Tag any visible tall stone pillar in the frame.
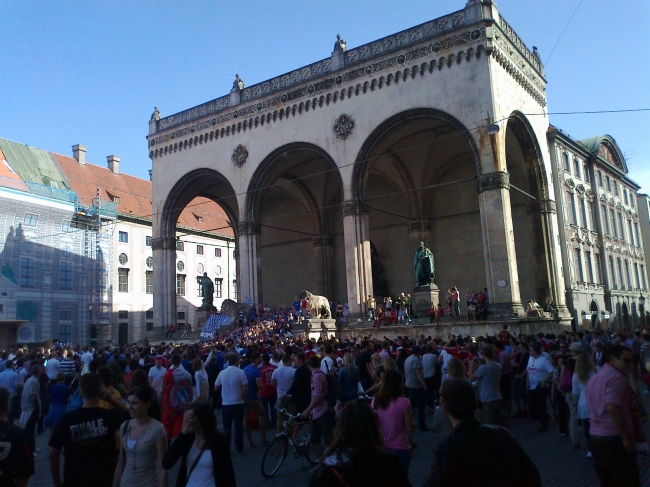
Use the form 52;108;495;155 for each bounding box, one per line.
237;221;262;305
342;200;373;318
529;199;570;315
152;237;177;330
408;220;433;249
313;236;334;299
478;172;525;317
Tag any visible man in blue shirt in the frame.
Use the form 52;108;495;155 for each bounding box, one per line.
293;298;300;317
243;352;267;447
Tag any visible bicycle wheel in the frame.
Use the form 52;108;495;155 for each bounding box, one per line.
261;435;289;478
303;438;319;465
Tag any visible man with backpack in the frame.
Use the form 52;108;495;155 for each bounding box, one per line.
300;355;335;461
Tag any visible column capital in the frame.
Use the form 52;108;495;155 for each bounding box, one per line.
151;237;177;251
237;221;261;235
477;171;510;193
342;199;368;217
313;236;334;247
529;199;557;214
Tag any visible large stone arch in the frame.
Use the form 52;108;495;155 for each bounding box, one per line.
352;107;482;202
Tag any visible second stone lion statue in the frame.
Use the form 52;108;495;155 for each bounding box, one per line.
221;299;252;318
298;290;332;319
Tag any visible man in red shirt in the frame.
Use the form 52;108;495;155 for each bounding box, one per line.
259;354;277;430
498;324;512;344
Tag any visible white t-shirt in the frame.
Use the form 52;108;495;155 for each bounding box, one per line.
421;353;437;379
185;442;214;487
148;366;168;393
526;355;554;390
215;365;247;405
440;350;454;370
46;358;60;379
271;365;295;397
320;356;336;374
81;351;93;365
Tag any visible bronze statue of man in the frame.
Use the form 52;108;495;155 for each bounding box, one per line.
196;272;214;309
413;242;435;287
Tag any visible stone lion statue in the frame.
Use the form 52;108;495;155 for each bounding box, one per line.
221;299;251;318
298;290;332;319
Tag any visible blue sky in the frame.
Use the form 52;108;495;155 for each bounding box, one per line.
1;0;648;188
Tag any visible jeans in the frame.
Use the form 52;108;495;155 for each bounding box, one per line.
387;448;411;473
424;377;436;409
8;395;20;423
566;393;580;446
222;403;245;453
590;436;639;487
406;386;427;429
23;410;38;454
38;395;50;434
453;301;460;316
528;386;549;427
260;396;277;428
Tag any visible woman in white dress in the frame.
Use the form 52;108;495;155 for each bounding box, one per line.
572;352;596;457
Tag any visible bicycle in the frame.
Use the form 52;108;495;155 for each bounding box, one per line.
261;407;318;478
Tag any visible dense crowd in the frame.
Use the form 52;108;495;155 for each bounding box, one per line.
0;319;649;487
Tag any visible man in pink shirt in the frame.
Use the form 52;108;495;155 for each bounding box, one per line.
585;344;639;487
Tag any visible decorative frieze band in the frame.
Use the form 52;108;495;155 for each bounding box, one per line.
477;171;510;193
151;237;177;251
237;221;262;235
408;220;433;232
529;199;557;214
313;236;335;247
342;200;369;216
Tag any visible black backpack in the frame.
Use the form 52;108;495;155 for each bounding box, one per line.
323;359;340;405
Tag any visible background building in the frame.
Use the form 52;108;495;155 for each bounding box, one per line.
548;127;648;330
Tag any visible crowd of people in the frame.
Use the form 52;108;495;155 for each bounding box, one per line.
0;318;649;486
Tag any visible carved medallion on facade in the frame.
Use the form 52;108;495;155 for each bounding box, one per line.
564;178;575;191
232;144;249;168
576;184;585;195
237;221;261;235
477;171;510;193
342;199;368;216
333;114;355;140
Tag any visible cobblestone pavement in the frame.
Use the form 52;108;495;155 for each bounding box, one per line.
29;390;650;487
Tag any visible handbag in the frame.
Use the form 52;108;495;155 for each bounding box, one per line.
558;369;572;393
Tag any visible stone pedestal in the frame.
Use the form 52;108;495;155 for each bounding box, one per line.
304;318;338;340
195;308;216;330
412;285;439;316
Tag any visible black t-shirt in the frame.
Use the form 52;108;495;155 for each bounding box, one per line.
356;352;372;382
49;407;130;487
0;420;34;486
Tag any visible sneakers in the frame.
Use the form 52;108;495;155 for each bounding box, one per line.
586;451;592;458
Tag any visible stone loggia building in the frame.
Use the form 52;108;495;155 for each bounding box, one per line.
149;0;645;331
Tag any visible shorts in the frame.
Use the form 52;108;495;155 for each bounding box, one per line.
276;396;296;430
310;410;335;446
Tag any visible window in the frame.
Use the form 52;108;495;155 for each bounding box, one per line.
567;193;577;225
631;195;635;208
606;176;611;192
178;312;186;320
573;160;581;179
625;260;632;289
118;310;129;319
215;265;222;276
578;197;587;228
563;153;571;172
146;236;152;246
585;252;594;283
59;325;71;343
196;245;204;255
59;310;72;320
215;248;222;258
196;263;204;274
176;241;184;251
635;223;641;247
617;258;624;288
177;261;184;272
119;253;128;265
617;213;625;241
587;201;595;230
635;263;641;289
601;205;610;234
624;189;629;206
62;220;73;233
146;322;154;331
20;258;34;287
61;245;72;258
22;241;34;253
100;305;110;320
60;262;72;289
23;213;38;226
594;253;603;284
119;231;128;243
118;268;129;292
112;196;120;204
176;274;186;296
233;280;237;300
609;256;616;286
215;278;223;298
574;249;583;282
146;271;153;294
146;256;153;268
146;310;154;319
597;170;603;187
610;209;617;238
628;220;635;246
614;182;619;196
642;265;648;289
583;165;590;184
